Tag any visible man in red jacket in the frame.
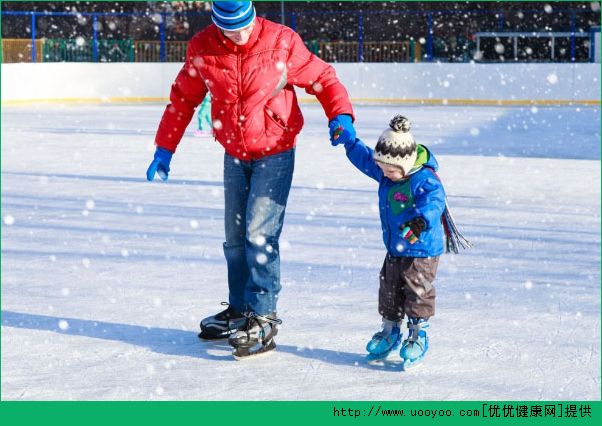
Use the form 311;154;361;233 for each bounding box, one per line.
147;1;355;359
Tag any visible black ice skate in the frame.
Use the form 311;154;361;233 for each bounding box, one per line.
228;312;281;360
199;302;246;340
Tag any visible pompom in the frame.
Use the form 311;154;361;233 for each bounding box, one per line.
389;115;411;133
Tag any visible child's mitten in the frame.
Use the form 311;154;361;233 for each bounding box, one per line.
328;114;356;146
400;217;426;244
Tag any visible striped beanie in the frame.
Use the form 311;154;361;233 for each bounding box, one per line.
373;115;417;176
212;1;256;31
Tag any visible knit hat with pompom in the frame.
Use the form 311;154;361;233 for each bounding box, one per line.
373;115;417;176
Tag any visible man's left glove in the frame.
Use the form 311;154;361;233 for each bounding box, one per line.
400;217;426;244
146;147;173;181
328;114;356;146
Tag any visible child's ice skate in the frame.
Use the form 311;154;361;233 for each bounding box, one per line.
399;317;429;370
365;318;402;363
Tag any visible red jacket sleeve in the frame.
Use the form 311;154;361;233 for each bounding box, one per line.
285;31;354;122
154;40;208;152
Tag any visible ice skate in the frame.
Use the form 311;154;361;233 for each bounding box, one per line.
366;319;402;363
229;312;281;360
399;317;429;370
199;302;246;340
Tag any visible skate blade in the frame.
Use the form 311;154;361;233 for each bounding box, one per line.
367;351;404;365
400;356;425;371
366;352;389;364
232;341;276;360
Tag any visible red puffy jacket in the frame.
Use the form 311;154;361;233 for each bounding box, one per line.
154;17;354;160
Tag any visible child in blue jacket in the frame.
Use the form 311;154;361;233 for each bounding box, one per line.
194;93;212;137
332;115;468;368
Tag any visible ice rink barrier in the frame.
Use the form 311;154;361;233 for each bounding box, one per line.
2;62;600;106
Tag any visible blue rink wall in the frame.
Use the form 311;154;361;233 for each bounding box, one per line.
1;62;600;106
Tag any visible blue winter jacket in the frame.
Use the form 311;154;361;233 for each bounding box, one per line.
345;138;446;257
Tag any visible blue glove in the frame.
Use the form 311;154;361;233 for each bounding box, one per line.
328;114;356;147
146;147;173;181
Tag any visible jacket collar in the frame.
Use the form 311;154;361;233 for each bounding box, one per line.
215;17;263;54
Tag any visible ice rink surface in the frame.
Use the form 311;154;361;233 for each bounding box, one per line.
1;103;600;400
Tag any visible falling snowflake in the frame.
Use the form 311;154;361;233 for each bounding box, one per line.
254;235;266;246
547;73;559;85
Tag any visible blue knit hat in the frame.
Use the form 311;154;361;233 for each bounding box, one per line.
212;1;256;31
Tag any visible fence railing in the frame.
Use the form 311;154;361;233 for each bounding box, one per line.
313;41;422;63
1;8;598;63
475;31;591;62
2;38;44;63
133;40;187;62
42;39;135;62
1;39;424;63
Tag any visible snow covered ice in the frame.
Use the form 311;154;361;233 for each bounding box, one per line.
1;102;600;400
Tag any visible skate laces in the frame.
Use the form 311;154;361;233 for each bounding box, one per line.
219;301;230;313
216;302;240;319
244;311;282;325
240;312;280;336
372;320;400;344
406;318;429;347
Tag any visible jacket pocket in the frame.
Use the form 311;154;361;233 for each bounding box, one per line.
264;106;288;131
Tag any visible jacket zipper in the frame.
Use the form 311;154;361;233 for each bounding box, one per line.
236;53;248;155
383;185;392;251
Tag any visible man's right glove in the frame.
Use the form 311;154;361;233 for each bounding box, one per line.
400;217;426;244
146;147;173;181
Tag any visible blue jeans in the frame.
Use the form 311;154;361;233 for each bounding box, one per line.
223;149;295;315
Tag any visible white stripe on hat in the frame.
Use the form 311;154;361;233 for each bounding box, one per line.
213;3;253;20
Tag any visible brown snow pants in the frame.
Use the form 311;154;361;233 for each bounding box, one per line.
378;254;439;321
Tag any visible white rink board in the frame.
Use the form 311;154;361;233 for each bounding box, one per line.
2;62;600;105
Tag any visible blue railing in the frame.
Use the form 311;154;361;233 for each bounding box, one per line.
4;10;173;62
1;8;597;63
